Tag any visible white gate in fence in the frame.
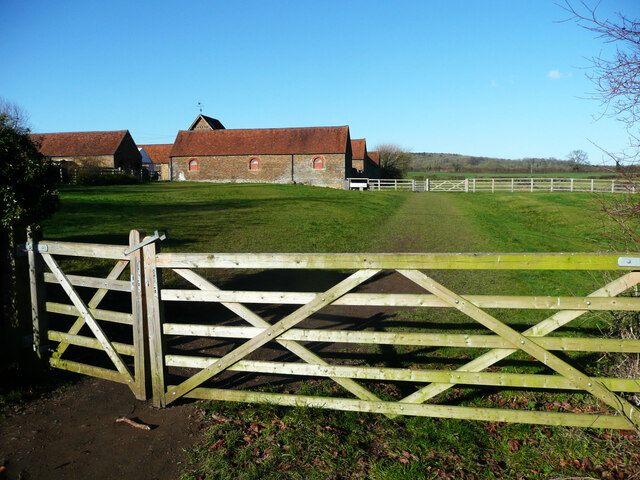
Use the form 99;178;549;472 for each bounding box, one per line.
355;178;637;194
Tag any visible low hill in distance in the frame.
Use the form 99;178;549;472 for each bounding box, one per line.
409;152;612;175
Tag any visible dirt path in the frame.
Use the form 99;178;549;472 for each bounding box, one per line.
0;377;205;480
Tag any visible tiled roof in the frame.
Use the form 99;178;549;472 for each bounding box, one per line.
368;151;380;165
188;114;225;130
171;126;350;157
30;130;130;157
351;139;367;160
138;144;172;164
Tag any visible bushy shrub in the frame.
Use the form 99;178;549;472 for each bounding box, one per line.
75;171;141;186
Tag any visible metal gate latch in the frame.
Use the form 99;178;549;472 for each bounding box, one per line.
618;257;640;268
124;230;167;255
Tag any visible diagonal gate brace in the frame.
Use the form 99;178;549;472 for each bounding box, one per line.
42;253;134;383
173;268;390;411
166;269;380;404
398;269;640;429
398;272;640;406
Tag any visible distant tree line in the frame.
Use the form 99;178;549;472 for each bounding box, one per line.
407;151;623;174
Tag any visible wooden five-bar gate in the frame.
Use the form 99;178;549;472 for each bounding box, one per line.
25;231;640;430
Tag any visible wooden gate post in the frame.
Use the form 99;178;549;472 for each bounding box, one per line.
129;230;149;400
27;227;48;360
142;237;167;407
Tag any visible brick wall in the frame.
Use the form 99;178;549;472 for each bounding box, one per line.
171;153;347;188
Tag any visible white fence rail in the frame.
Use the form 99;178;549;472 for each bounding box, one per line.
355;178;638;194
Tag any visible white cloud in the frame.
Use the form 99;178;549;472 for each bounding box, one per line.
491;80;498;87
548;70;572;80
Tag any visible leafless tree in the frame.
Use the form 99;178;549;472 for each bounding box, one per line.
559;1;640;247
375;143;411;178
566;149;589;171
560;2;640;405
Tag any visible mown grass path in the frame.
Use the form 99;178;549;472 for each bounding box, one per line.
369;193;487;252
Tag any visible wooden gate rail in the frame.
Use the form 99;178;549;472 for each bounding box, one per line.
145;250;640;429
26;230;149;400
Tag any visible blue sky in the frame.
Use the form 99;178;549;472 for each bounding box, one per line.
1;0;638;163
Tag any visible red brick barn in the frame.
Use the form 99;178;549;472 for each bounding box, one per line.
170;126;353;189
30;130;142;171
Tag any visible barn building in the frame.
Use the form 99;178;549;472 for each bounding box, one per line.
138;144;172;181
351;139;382;179
188;114;225;131
170;125;353;189
30;130;141;171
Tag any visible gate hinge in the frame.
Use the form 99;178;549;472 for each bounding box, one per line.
618;257;640;268
124;230;167;255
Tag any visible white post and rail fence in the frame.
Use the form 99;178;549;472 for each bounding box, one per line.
348;177;638;193
22;231;640;430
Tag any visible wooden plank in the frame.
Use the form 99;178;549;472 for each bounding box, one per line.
165;269;380;404
400;272;640;405
46;302;133;325
155;252;639;271
50;357;129;384
162;324;640;353
165;354;640;392
41;253;134;383
160;289;640;311
143;238;167;407
129;229;149;400
27;228;48;358
44;272;131;292
52;260;129;359
48;330;135;356
173;269;390;413
35;241;128;259
182;388;634;429
398;269;640;427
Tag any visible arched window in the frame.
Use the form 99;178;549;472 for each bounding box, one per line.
249;157;260;170
313;156;325;170
188;158;199;171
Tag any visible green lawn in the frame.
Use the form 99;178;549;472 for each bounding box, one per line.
40;183;639;480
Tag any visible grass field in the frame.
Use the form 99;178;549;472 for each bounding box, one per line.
39;182;639;479
406;171;616;179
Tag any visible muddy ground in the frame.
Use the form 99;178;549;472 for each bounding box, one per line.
0;377;205;480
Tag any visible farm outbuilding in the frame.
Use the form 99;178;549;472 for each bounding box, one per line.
188;114;225;131
138;144;172;181
351;139;382;179
170;125;353;189
30;130;142;171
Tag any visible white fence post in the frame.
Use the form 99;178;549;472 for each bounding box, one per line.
491;179;495;193
473;178;476;192
570;178;574;192
465;178;469;192
511;178;514;192
550;179;554;192
426;178;430;192
530;178;534;192
591;179;594;192
412;179;415;192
